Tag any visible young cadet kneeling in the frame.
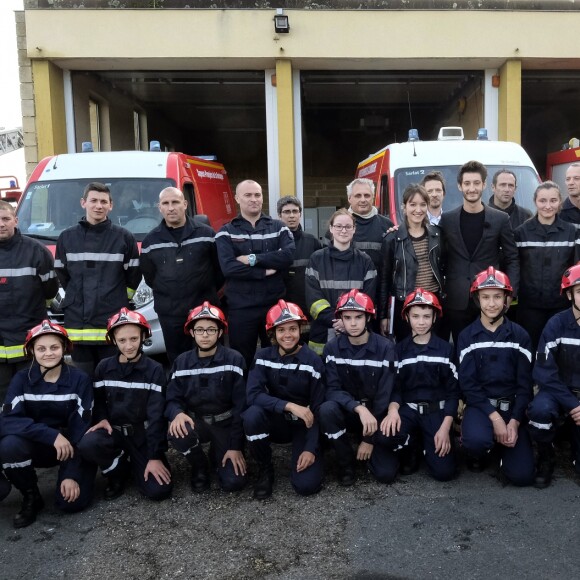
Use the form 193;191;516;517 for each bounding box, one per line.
319;290;398;485
528;262;580;488
243;300;325;500
458;267;535;486
166;302;247;493
381;289;459;481
77;309;172;501
0;321;94;528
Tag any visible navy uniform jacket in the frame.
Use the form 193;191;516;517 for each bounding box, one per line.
93;355;167;461
560;197;580;227
215;213;295;310
323;332;397;440
246;344;325;454
533;309;580;411
458;318;533;422
165;344;246;451
0;230;58;362
283;226;322;315
514;216;580;309
2;364;93;481
55;218;141;344
393;334;459;417
306;245;377;329
440;205;519;309
140;216;223;320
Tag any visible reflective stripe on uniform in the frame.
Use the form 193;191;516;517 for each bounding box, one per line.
397;355;458;379
308;341;325;356
65;252;124;263
246;432;269;441
0;344;26;361
215;228;289;242
141;237;215;254
310;299;331;320
125;258;140;270
172;364;244;379
0;267;36;277
8;393;89;417
94;380;163;393
528;420;552;430
65;328;108;342
325;354;393;369
255;359;322;379
354;241;382;251
2;459;32;470
459;341;532;364
324;428;346;440
102;450;125;475
516;240;578;248
126;287;135;300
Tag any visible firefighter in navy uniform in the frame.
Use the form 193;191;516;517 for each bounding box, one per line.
458;267;535;486
55;182;141;377
243;300;325;500
381;289;459;481
0;321;94;528
215;180;295;370
77;309;172;501
528;262;580;488
166;302;247;493
319;290;398;485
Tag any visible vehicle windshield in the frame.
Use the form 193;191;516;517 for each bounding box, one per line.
17;178;175;241
393;165;540;224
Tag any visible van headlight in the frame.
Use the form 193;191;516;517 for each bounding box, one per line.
132;279;154;308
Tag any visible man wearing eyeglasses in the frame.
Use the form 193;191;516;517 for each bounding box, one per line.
216;180;295;369
277;196;322;317
562;163;580;227
140;187;223;364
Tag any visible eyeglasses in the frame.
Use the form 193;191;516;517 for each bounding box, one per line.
281;209;300;215
332;224;354;231
193;328;219;335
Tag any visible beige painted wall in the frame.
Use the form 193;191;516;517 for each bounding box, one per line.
25;10;580;69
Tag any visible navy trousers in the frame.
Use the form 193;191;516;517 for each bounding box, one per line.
77;428;173;500
461;406;535;486
227;305;271;371
528;390;580;474
169;420;246;492
383;404;457;481
0;434;95;512
319;400;398;484
243;405;323;496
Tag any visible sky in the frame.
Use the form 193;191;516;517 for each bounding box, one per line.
0;0;24;130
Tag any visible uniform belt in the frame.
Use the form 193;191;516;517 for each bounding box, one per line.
407;400;445;415
198;409;233;425
284;412;300;421
112;422;148;437
489;397;514;412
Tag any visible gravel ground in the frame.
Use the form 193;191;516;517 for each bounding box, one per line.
0;445;578;580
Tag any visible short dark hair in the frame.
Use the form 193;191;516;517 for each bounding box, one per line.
277;195;302;215
83;182;111;201
457;160;487;185
420;171;446;194
492;169;517;187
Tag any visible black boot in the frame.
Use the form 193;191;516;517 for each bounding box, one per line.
334;435;356;486
13;487;44;529
338;461;356;486
399;444;422;476
534;443;555;489
465;453;487;473
104;474;127;500
0;471;11;502
189;451;210;493
253;463;274;500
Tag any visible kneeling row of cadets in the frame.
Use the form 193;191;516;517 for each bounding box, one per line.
1;264;579;529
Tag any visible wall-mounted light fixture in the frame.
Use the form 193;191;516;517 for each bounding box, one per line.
274;8;290;34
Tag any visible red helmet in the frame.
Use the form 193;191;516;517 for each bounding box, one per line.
561;262;580;294
265;300;307;332
335;289;376;318
106;307;152;343
401;288;442;319
470;267;513;296
184;301;228;334
24;320;73;357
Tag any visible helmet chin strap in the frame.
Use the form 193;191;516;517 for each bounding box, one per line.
489;300;509;325
115;336;144;362
572;298;580;322
39;357;65;378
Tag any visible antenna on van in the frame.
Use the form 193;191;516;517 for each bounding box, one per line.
406;88;417;157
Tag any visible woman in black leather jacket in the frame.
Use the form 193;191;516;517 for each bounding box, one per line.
379;184;444;341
